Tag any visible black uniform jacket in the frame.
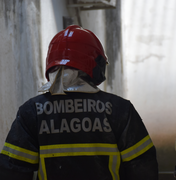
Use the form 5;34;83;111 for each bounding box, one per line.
0;91;158;180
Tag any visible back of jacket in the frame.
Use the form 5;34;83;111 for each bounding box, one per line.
0;91;158;180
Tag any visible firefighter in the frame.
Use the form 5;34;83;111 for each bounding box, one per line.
0;25;158;180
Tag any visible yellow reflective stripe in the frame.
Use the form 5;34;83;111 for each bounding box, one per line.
42;151;118;158
109;155;120;180
38;170;42;180
40;143;118;158
1;150;38;164
121;135;151;155
39;143;120;180
40;143;117;150
4;142;38;156
125;142;153;161
109;156;114;179
40;158;47;180
1;142;38;164
121;135;153;162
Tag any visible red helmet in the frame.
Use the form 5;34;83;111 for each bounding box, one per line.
45;25;108;85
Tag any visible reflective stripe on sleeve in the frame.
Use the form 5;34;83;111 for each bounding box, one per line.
1;142;39;164
39;143;120;180
121;135;153;162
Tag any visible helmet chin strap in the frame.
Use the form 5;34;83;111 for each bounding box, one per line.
39;67;100;95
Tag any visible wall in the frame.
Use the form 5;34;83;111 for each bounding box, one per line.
105;0;123;97
122;0;176;177
0;0;43;150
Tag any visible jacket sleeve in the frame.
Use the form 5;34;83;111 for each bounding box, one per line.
0;100;39;180
118;102;158;180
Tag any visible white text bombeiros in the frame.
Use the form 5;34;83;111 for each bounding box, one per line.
36;99;113;134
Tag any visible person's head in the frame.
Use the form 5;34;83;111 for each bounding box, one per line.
45;25;108;85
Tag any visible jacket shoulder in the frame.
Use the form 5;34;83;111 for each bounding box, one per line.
98;91;131;106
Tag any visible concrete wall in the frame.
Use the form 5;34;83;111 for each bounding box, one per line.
105;0;123;97
0;0;43;150
122;0;176;177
